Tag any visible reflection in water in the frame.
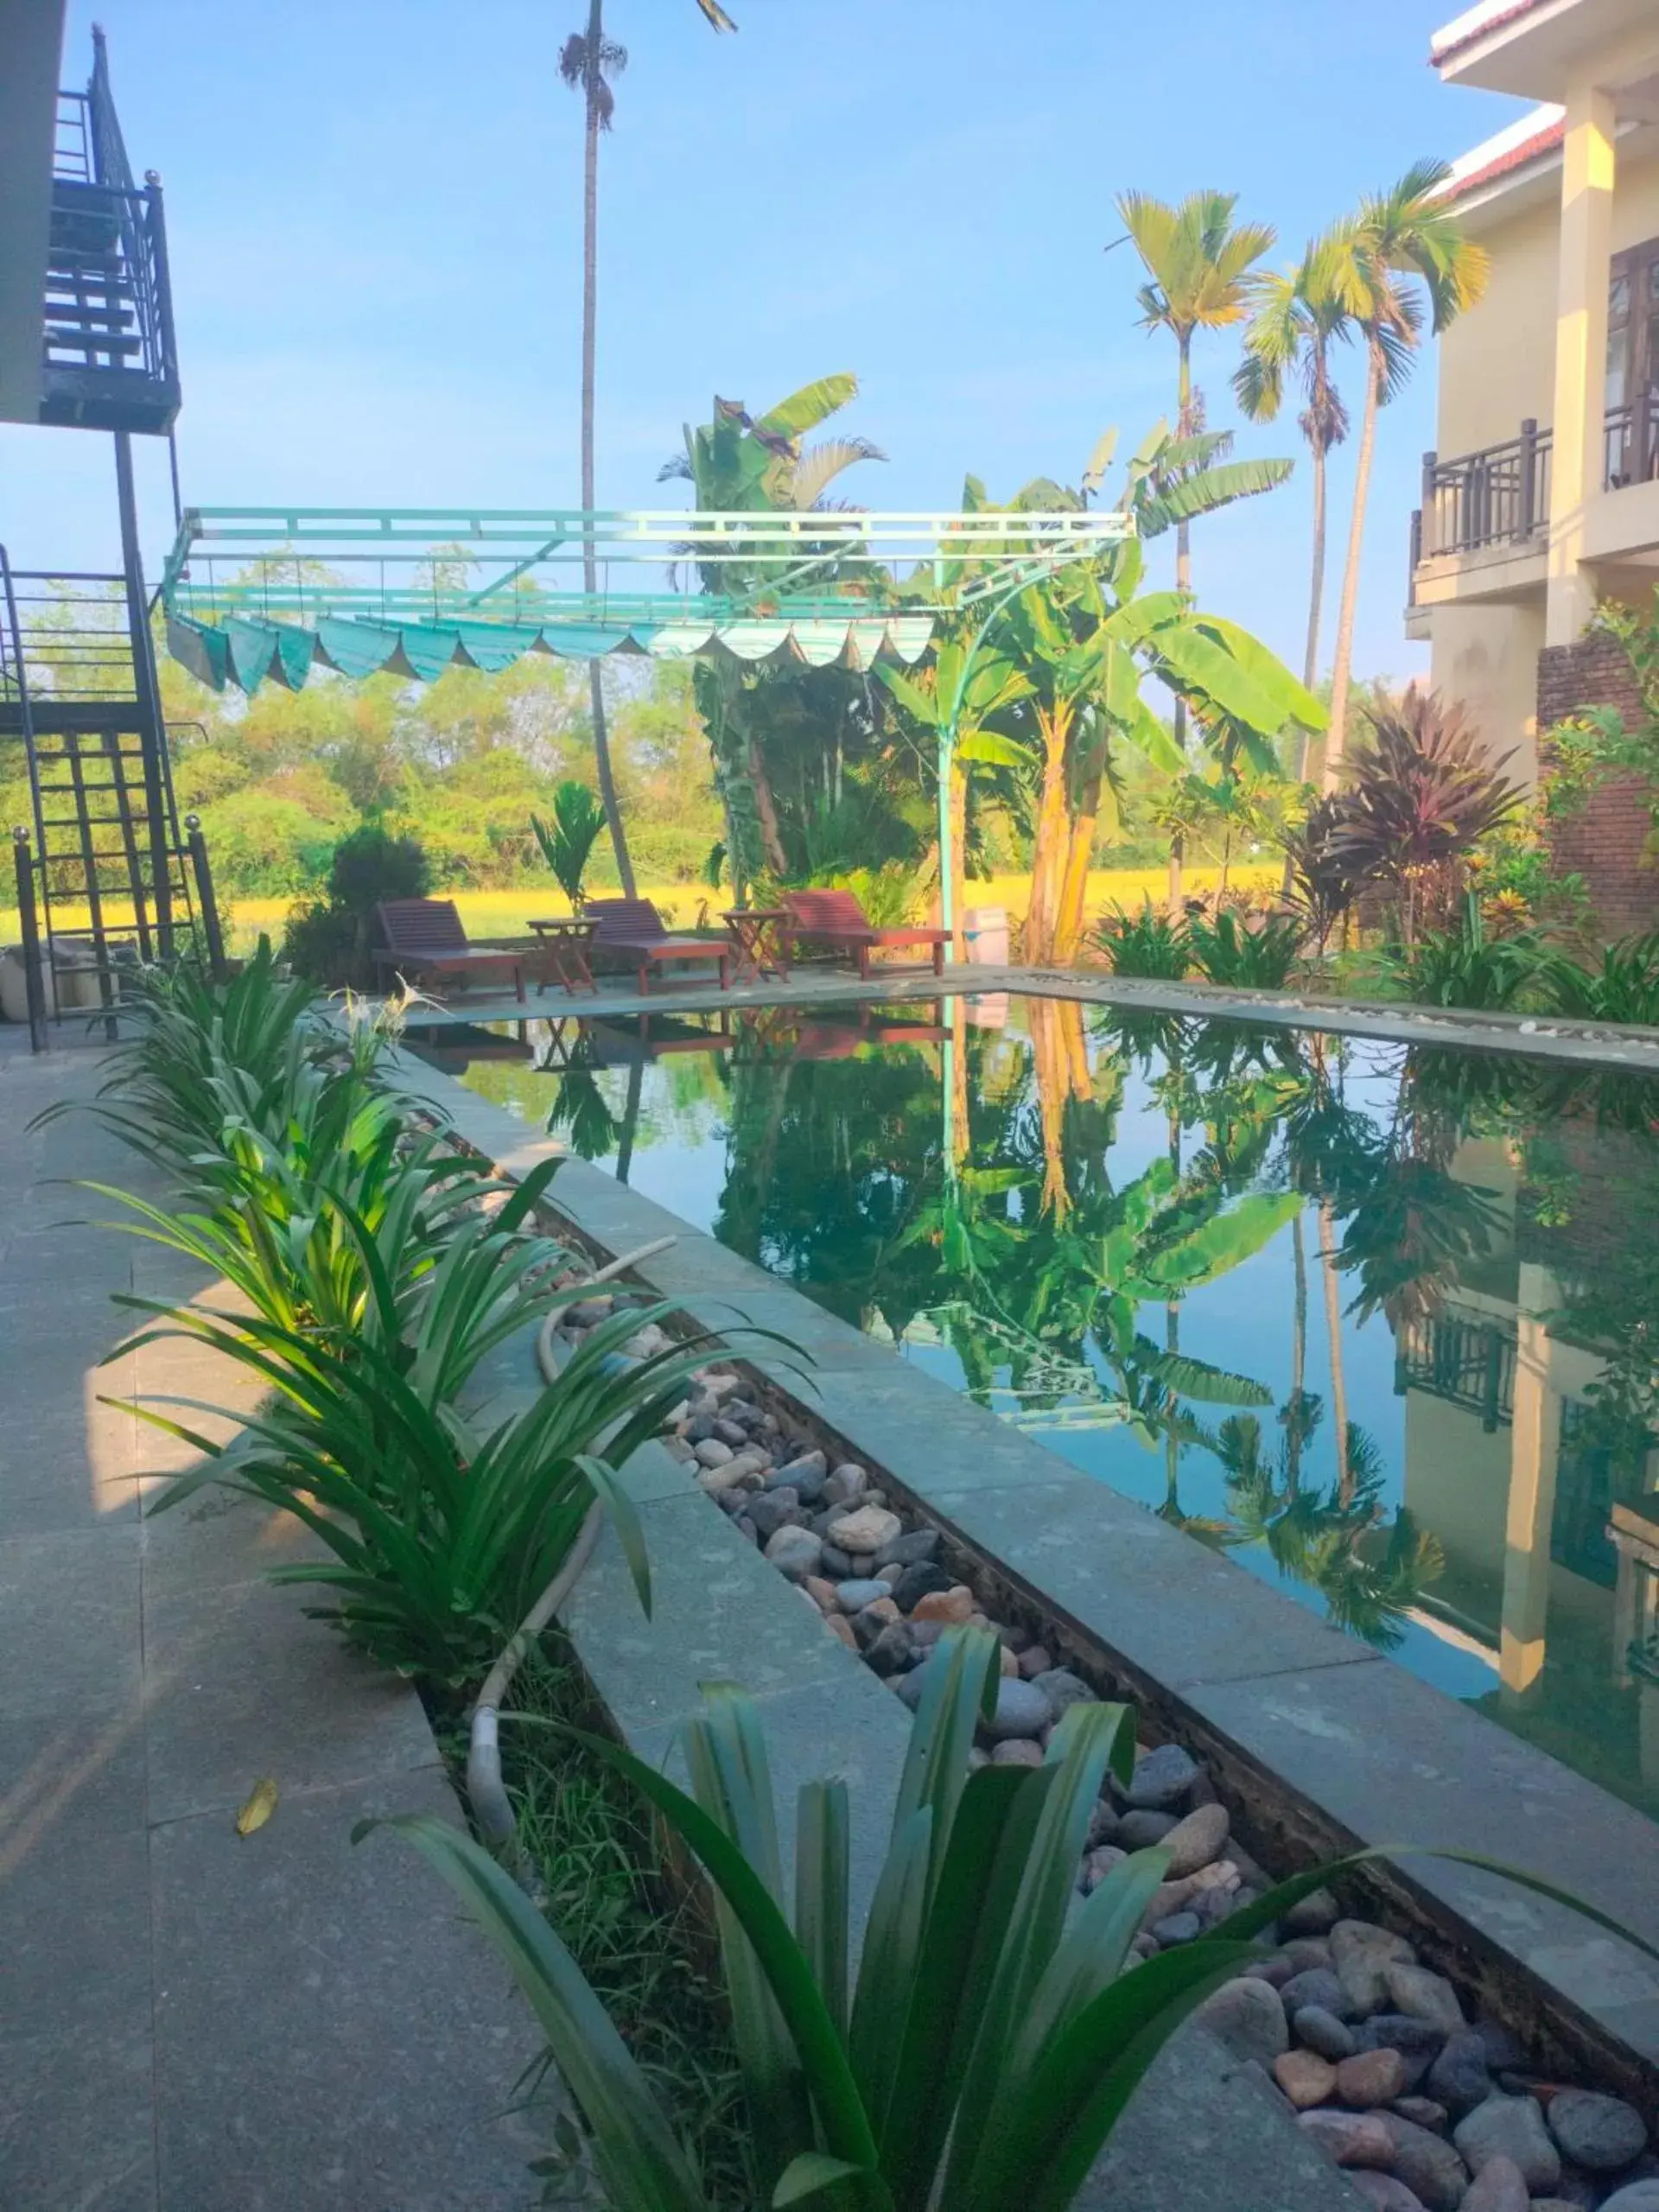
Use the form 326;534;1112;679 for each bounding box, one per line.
418;999;1659;1821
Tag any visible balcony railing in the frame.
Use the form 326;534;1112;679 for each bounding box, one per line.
1394;1307;1516;1432
1410;401;1659;588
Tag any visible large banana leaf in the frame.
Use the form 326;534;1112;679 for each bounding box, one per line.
1136;455;1293;539
753;372;861;442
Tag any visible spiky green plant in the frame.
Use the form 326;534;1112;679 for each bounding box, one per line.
533;781;609;909
1093;900;1191;981
1185;909;1304;989
365;1625;1656;2209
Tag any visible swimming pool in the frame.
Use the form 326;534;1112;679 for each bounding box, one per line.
411;991;1659;1821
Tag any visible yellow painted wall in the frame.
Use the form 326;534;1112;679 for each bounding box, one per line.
1427;597;1547;784
1436;145;1659;462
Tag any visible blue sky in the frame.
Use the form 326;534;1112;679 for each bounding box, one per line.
3;0;1531;684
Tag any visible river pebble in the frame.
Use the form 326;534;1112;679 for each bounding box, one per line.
1337;2049;1411;2108
1459;2154;1529;2212
763;1526;822;1580
1349;2176;1430;2212
1332;1921;1417;2015
1274;2050;1338;2109
1299;2110;1394;2168
1546;2089;1648;2173
1294;2004;1358;2063
1124;1742;1200;1811
825;1503;902;1554
1452;2096;1560;2195
1426;2030;1492;2117
1194;1975;1288;2069
1384;1963;1465;2034
1376;2113;1469;2211
1160;1800;1230;1877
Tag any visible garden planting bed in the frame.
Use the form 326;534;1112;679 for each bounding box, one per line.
539;1280;1659;2212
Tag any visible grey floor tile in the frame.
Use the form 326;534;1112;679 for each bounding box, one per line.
140;1486;329;1599
0;1527;143;1723
150;1768;543;2212
0;1712;151;2030
0;2009;157;2212
142;1573;438;1825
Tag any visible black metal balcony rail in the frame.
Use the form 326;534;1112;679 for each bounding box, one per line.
1394;1306;1517;1432
1411;400;1659;583
38;29;180;434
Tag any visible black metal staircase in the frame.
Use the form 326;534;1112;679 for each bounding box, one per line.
2;550;218;1041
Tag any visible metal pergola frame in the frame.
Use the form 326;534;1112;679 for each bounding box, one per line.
159;503;1135;932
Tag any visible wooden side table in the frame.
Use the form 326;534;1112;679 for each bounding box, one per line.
527;917;599;996
723;907;791;985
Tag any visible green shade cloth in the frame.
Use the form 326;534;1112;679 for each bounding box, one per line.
166;607;935;696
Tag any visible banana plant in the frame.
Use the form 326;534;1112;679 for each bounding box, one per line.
365;1625;1657;2209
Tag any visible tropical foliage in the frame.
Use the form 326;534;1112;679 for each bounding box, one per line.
370;1628;1649;2208
47;947;739;1683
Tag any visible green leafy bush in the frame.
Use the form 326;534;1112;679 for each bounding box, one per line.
1186;909;1304;989
1093;900;1190;979
283;824;432;987
1391;899;1547;1012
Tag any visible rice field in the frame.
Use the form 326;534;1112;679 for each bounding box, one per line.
2;864;1281;957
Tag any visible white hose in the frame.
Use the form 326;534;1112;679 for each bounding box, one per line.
465;1236;677;1851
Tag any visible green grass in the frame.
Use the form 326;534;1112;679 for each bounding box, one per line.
431;1644;751;2206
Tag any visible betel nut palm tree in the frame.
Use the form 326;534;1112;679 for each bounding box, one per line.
1320;162;1488;793
1116;191;1274;904
559;0;737;899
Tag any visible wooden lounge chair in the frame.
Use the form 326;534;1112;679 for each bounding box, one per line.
781;888;948;979
583;898;731;995
372;899;525;1001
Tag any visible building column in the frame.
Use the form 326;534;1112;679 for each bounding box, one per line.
1546;80;1617;646
1500;1303;1559;1699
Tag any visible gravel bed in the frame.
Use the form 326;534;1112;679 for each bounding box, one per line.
556;1293;1658;2212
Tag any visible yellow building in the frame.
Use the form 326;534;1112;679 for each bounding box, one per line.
1409;0;1659;796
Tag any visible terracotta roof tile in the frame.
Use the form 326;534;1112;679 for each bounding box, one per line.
1432;0;1548;69
1443;113;1565;197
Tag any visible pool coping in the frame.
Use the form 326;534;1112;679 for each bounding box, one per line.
385;1040;1659;2113
393;959;1659;1076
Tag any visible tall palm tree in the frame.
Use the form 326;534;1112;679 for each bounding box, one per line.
1116;191;1275;904
1320;162;1488;793
560;0;736;897
1233;232;1355;724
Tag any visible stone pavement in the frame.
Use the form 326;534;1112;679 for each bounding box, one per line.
0;1026;541;2210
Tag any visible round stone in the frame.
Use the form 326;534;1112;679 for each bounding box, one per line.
1016;1643;1053;1679
1357;2016;1446;2093
834;1579;891;1611
693;1435;734;1467
891;1560;954;1611
1458;2154;1529;2212
769;1452;828;1503
1031;1666;1094;1722
1601;2188;1659;2212
1299;2108;1394;2168
825;1503;903;1554
1274;2049;1338;2109
1390;2099;1447;2134
1382;1964;1464;2034
1280;1967;1351;2021
1161;1801;1230;1878
1117;1808;1179;1851
1332;1920;1416;2017
1294;2005;1358;2063
912;1585;975;1625
1376;2112;1470;2212
1125;1742;1201;1811
1194;1975;1289;2069
763;1525;823;1580
874;1527;938;1568
1338;2048;1409;2108
1086;1800;1119;1847
983;1678;1053;1742
1282;1886;1342;1936
989;1737;1044;1768
867;1622;917;1676
747;1490;801;1541
824;1613;857;1650
1425;2029;1492;2117
823;1461;869;1506
1452;2096;1560;2195
1082;1843;1127;1892
1151;1910;1202;1946
1548;2089;1647;2173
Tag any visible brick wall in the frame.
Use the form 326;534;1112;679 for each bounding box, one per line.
1536;633;1658;938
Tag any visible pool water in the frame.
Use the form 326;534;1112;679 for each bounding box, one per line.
412;993;1659;1820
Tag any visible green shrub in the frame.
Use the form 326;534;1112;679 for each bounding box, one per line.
283;823;433;986
1548;931;1659;1026
1392;899;1547;1012
1093;900;1190;980
1186;909;1304;989
532;781;607;907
